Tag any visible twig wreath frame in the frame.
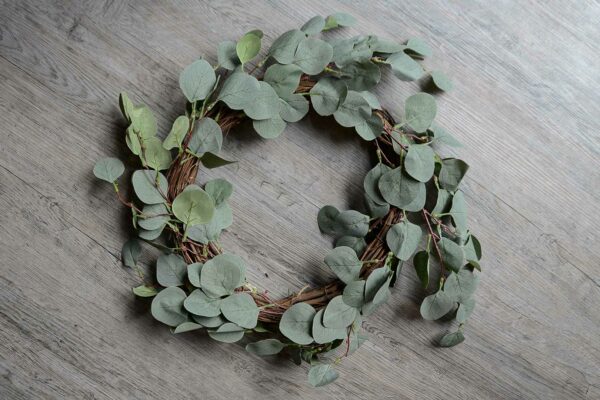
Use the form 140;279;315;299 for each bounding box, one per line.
93;13;482;387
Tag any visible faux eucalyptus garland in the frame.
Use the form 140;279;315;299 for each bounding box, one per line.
94;12;482;387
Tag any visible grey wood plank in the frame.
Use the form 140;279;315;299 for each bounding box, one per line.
1;0;599;399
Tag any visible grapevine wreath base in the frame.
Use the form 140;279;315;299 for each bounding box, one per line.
94;12;482;387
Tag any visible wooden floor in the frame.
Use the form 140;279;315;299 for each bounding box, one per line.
1;1;599;399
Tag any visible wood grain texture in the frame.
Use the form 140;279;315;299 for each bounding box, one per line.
1;0;599;398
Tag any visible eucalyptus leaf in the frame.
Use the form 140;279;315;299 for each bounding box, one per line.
364;163;391;205
200;152;236;169
236;32;261;64
192;314;226;328
312;309;347;344
429;123;462;147
325;12;357;28
355;113;384;141
373;274;392;305
368;36;404;53
184;289;222;317
246;339;286;356
378;167;423;209
119;92;134;122
253;116;287;139
130;105;157;139
342;280;366;307
163;116;190;150
450;190;468;233
279;94;309;123
308;364;339;387
205;178;233;206
323;295;358;329
333;90;371;127
138;203;169;231
187;203;232;244
439;331;465;347
179;59;216;102
279;302;316;345
132;285;158;298
151;286;187;327
405;38;432;57
208;322;245;343
334;210;370;237
301;16;326;35
341;61;381;91
218;72;260;110
335;236;366;255
172;185;215;227
142;137;172;170
404;93;437;133
365;194;389;218
121;238;141;268
188;117;223;156
131;170;168;204
456;298;475;323
138;226;164;240
405;144;435;182
439;158;469;191
430;71;453;91
432;188;452;214
420;290;453;320
156;253;187;287
269;29;305;64
386;51;424;81
217;40;240;70
364;267;389;302
264;64;303;96
464;234;482;261
200;253;246;298
93;157;124;183
413;250;430;289
386;220;422;261
402;178;427;212
438;237;464;272
173;322;203;334
358;91;381;109
324;246;362;284
317;205;340;234
444;269;479;303
293;38;333;75
220;292;259;329
187;262;203;288
309;77;348;116
243;81;281;120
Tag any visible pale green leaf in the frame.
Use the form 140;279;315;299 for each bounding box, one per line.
309;77;348;116
151;286;187;327
236;32;261;64
342;280;366;307
179;59;216;102
205;178;233;206
405;144;435;182
405;38;432;57
439;237;464;272
341;61;381;91
264;64;303;96
279;303;316;345
317;205;340;234
184;289;222;317
268;29;305;64
246;339;286;356
355;113;383;141
192;314;226;328
324;246;362;284
322;295;357;329
386;51;424;81
172;184;215;226
449;190;468;233
131;170;168;204
208;322;245;343
333;90;371;127
312;309;347;344
335;236;366;255
405;93;437;133
252;115;287;138
420;290;453;320
156;253;187;287
279;94;309;123
132;285;157;298
365;194;389;219
439;331;465;347
293;38;333;75
308;364;339;387
173;322;203;334
456;298;475;323
444;269;479;303
200;253;246;298
220;292;259;329
364;163;391;205
187;262;203;288
364;267;389;303
187;117;223;156
413;250;430;289
217;72;260;110
187;203;233;244
378;167;424;209
217;40;240;70
243;81;280;120
121;238;141;268
93;157;124;183
357;91;381;109
430;71;453;91
301;16;325;35
137;225;164;240
163;116;190;150
439;158;469;191
386;220;422;261
428;123;462;147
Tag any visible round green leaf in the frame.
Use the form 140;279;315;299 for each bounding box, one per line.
252;115;287;139
173;322;203;334
378;167;423;209
186;203;233;244
163;115;190;150
188;117;223;156
269;29;305;64
121;238;141;268
430;71;453;91
236;32;261;64
130;104;157;139
184;289;222;317
138;225;164;241
220;292;259;329
335;236;366;255
179;59;216;102
93;157;124;183
246;339;286;356
372;274;392;306
279;94;309;123
200;253;246;298
317;205;340;234
205;178;233;206
324;246;362;284
218;72;260;110
413;250;430;289
138;203;168;231
438;237;464;272
420;290;453;320
386;52;424;81
217;40;240;70
333;90;371;127
308;364;339;387
243;81;280;120
364;267;389;302
142;137;172;171
151;287;187;327
444;269;479;303
323;296;357;329
368;35;403;53
358;91;381;109
279;302;316;345
364;163;391;205
405;144;435;182
264;64;303;97
456;298;476;323
342;280;366;307
309;77;348;116
119;92;134;122
192;314;226;328
326;12;357;28
187;262;203;288
301;15;326;35
293;38;333;75
334;210;370;237
365;194;390;219
439;158;469;191
208;322;245;343
132;285;157;298
355;113;383;141
405;37;432;57
156;253;187;287
405;93;437;133
341;61;381;91
429;123;462;147
386;220;422;261
449;190;468;233
131;170;168;204
312;309;347;344
439;331;465;347
172;185;215;227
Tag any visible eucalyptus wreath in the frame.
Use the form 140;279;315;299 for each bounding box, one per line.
94;12;482;387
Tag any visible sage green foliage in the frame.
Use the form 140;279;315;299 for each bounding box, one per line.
101;15;482;386
93;157;124;183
